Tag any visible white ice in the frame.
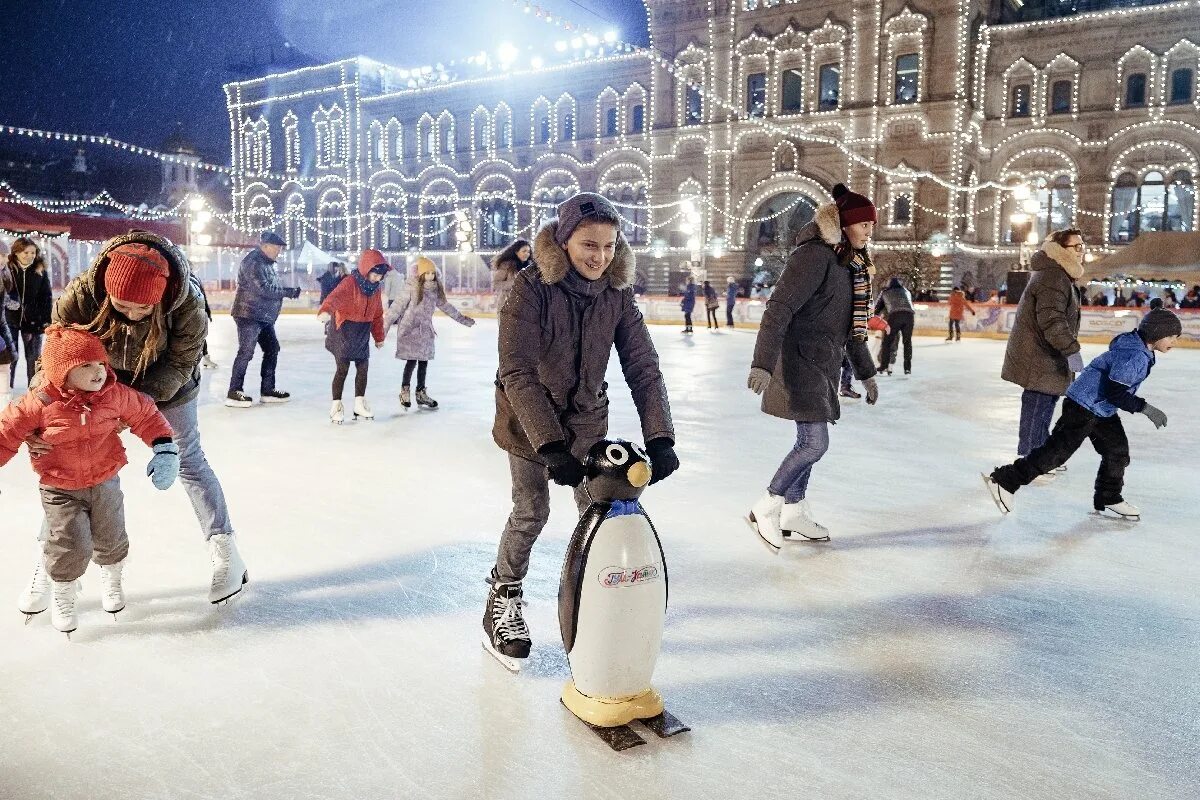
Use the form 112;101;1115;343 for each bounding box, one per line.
1;315;1197;800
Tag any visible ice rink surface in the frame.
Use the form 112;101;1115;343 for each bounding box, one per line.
1;315;1197;800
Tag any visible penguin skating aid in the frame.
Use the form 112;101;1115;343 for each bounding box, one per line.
557;440;690;751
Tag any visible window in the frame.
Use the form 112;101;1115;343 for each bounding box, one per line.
498;119;512;149
1010;84;1030;117
425;129;435;157
479;199;516;249
604;107;619;136
474;121;487;151
441;128;453;153
893;194;912;224
1109;170;1191;242
746;72;767;117
780;68;803;113
1170;68;1194;105
685;84;703;125
1051;80;1072;115
1125;72;1147;107
894;53;919;104
559;110;575;141
818;63;840;111
630;104;644;134
537;115;550;144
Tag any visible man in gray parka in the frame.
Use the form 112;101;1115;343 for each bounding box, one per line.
484;192;678;670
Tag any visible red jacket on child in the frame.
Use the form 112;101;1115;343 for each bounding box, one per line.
318;250;389;344
0;369;173;490
948;290;976;321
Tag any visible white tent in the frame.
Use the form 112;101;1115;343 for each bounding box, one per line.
1095;232;1200;285
296;241;337;273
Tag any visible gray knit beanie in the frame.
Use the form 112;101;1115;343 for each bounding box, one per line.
554;192;621;246
1138;307;1183;342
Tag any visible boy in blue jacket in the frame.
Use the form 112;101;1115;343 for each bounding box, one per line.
984;307;1182;521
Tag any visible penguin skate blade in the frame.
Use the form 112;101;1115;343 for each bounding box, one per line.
565;707;645;751
744;515;781;555
1092;509;1141;523
639;709;690;739
481;636;523;674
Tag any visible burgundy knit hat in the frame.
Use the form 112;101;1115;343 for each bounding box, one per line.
41;325;110;390
104;243;170;305
832;183;878;227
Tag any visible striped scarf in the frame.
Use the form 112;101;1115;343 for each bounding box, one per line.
848;249;871;343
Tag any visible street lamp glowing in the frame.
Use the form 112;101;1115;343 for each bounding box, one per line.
195;233;213;247
188;195;205;212
570;37;583;49
1026;230;1040;245
1022;198;1041;215
1012;183;1031;201
604;30;617;43
497;42;519;67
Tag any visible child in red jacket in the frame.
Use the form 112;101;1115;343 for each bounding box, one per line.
317;249;390;423
947;286;976;341
0;325;179;636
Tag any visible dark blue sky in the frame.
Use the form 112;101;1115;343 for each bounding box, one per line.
0;0;649;162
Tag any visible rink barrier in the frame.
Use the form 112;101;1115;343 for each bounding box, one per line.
201;291;1200;348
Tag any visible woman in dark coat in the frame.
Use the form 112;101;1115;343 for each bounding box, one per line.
318;250;390;423
747;184;880;552
703;280;720;329
680;275;697;333
491;238;533;313
4;237;54;390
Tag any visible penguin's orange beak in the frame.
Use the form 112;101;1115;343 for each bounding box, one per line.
627;462;651;488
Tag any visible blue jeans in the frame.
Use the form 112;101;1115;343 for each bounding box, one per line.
229;318;280;394
769;422;830;504
839;355;853;392
1019;389;1060;456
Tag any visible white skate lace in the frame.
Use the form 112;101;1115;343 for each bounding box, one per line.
491;593;530;643
101;566;123;602
53;586;76;615
25;560;48;594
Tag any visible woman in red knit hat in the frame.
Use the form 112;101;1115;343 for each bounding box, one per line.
0;325;179;635
17;233;248;611
317;249;391;423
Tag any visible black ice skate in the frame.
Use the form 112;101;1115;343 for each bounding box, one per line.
982;473;1013;514
224;390;253;408
415;388;438;409
260;389;291;404
482;576;531;673
399;386;412;409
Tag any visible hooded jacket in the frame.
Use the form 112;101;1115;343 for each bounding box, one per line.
0;368;172;490
752;201;876;423
492;219;674;461
231;247;288;323
52;232;207;409
875;278;915;316
1066;331;1154;418
319;252;389;344
948;289;975;321
1001;240;1083;396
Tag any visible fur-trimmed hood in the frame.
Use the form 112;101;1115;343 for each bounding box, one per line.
1034;239;1085;281
795;202;844;248
531;219;635;290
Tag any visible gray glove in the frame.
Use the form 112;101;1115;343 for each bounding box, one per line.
1142;403;1168;429
862;377;879;406
747;367;772;395
1066;351;1085;373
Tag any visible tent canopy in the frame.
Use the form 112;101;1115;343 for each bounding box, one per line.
1094;232;1200;285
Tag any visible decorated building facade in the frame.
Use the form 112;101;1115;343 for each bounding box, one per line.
224;0;1200;292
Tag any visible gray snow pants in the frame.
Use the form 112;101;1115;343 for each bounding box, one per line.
493;453;591;584
40;476;128;582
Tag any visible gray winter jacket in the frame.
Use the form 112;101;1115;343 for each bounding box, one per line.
875;282;915;316
384;279;473;362
751;201;876;423
1001;242;1083;396
231;248;287;323
493;219;674;462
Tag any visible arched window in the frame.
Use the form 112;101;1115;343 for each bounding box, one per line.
479;198;516;249
282;112;300;173
1125;73;1147;107
893;194;912;224
284;194;305;249
1170;68;1194;105
494;105;513;150
1010;84;1031;117
1050;80;1072;115
1110;170;1193;242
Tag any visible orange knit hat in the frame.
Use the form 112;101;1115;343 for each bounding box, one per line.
104;243;170;305
41;325;110;390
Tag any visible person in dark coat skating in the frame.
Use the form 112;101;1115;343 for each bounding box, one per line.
317;261;348;303
483;191;678;671
725;275;739;327
318;250;390;423
226;231;301;407
4;237;54;391
703;280;720;329
747;183;880;552
875;276;915;374
680;275;697;333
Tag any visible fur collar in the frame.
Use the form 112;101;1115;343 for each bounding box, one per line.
795;202;844;249
532;219;634;290
1038;239;1085;280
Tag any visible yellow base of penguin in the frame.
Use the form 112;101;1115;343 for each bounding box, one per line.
560;681;664;728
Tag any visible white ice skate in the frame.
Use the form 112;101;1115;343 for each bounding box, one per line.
1094;500;1140;522
51;580;79;636
18;548;51;622
982;473;1014;514
208;533;249;604
330;400;345;425
201;354;218;369
780;499;831;542
99;560;126;615
353;397;374;420
745;492;784;554
1031;472;1058;486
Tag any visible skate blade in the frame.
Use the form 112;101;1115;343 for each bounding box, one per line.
561;701;645;751
1092;509;1140;523
782;526;831;543
353;415;374;421
210;571;249;605
744;514;781;555
260;397;290;404
481;637;523;673
22;610;44;625
982;473;1011;514
638;709;691;739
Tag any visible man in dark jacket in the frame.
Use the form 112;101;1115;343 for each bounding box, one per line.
746;183;879;553
725;275;739;327
1001;229;1085;462
484;192;678;671
226;231;300;407
875;276;916;374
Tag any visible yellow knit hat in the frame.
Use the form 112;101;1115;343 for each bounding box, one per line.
414;256;437;278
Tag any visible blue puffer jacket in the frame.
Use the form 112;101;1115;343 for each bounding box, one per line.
726;281;738;306
231;248;287;323
1066;331;1154;417
680;283;697;313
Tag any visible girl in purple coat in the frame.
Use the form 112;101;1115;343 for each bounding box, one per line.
383;256;475;409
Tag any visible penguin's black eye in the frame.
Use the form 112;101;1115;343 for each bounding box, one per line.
606;444;629;465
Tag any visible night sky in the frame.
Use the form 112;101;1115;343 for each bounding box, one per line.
0;0;649;163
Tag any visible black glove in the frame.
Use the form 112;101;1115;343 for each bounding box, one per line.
538;442;587;487
646;438;679;485
284;287;302;299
